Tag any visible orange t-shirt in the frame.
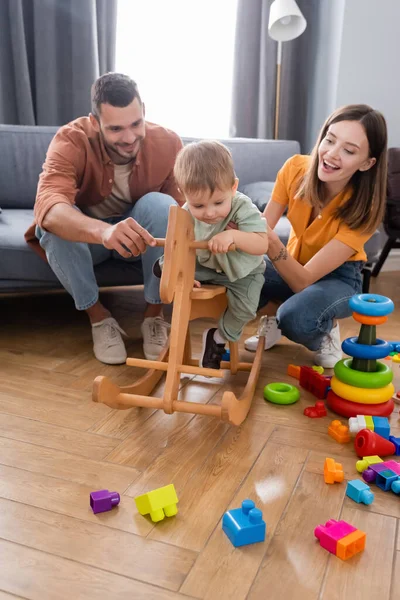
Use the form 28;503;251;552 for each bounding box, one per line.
272;155;372;264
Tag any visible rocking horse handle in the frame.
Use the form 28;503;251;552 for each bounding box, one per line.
155;239;236;251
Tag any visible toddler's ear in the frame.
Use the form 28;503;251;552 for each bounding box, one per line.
232;178;239;194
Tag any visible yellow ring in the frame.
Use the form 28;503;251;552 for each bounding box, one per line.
330;376;395;404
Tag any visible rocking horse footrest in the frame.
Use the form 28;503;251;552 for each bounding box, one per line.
118;392;222;417
126;357;224;378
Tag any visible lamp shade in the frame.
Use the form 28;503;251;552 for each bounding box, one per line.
268;0;307;42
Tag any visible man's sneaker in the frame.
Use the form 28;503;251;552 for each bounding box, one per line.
244;317;282;352
153;258;162;278
314;322;342;368
92;317;127;365
141;316;170;360
200;328;226;369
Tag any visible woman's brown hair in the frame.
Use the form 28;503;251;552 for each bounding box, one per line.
297;104;388;232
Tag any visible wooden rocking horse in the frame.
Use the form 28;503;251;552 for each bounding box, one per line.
92;205;266;426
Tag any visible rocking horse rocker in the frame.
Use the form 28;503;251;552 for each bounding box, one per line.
93;205;267;426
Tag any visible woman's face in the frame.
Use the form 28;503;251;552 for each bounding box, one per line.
317;120;376;185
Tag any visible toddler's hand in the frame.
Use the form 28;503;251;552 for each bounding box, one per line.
208;230;235;254
193;280;201;288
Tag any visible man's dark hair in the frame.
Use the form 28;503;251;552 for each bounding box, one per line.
91;73;142;118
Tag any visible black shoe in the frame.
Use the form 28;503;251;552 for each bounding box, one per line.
153;258;162;278
200;328;226;370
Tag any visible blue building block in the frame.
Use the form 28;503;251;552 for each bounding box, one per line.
222;349;230;361
375;469;399;492
222;499;266;547
389;436;400;456
372;417;390;440
346;480;374;505
391;479;400;494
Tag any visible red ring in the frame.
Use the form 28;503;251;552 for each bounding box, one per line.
326;390;395;418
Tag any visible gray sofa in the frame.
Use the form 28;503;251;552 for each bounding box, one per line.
0;125;381;293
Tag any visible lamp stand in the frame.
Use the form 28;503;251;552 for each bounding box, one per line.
274;41;282;140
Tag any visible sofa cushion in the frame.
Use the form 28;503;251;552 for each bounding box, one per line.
0;209;144;288
239;181;275;213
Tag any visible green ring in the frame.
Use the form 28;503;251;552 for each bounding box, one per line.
263;382;300;405
334;358;393;389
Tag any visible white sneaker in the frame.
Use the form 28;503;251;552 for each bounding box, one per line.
244;316;282;352
92;317;127;365
141;316;170;360
314;323;342;368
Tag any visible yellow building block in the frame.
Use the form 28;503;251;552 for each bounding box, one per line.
336;529;366;560
135;484;178;522
364;416;374;431
356;455;383;473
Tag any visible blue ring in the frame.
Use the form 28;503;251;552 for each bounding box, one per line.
342;337;391;359
349;294;394;317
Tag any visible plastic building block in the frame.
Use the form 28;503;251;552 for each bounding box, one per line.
135;484;178;522
356;455;383;473
312;365;325;375
222;350;230;361
354;429;396;458
304;401;327;418
388;436;400;455
346;480;374;505
222;499;266;547
287;364;301;380
90;490;120;514
336;530;366;560
300;366;330;399
324;458;344;484
349;415;367;434
372;416;390;439
362;460;400;483
375;469;399;491
365;415;374;431
328;420;350;443
392;479;400;494
314;519;357;555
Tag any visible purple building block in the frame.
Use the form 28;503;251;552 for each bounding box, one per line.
362;460;400;483
314;519;357;555
90;489;120;514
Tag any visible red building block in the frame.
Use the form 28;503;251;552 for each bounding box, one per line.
354;429;396;458
304;401;327;418
300;366;330;399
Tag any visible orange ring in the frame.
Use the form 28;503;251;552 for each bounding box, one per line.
352;312;388;325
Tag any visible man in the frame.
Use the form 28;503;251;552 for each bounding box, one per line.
25;73;183;364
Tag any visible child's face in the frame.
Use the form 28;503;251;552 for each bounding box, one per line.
185;180;238;224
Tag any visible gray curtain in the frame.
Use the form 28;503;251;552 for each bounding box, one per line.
0;0;117;125
230;0;333;151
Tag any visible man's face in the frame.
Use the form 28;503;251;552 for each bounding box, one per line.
92;98;146;164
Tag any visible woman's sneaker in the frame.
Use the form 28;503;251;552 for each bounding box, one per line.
244;316;282;351
314;323;342;368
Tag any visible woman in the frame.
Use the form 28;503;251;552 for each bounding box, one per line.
245;104;388;368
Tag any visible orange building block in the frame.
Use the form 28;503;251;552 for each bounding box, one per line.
287;364;301;380
336;529;366;560
328;420;350;444
324;458;344;484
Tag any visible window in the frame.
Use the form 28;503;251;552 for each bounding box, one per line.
116;0;238;138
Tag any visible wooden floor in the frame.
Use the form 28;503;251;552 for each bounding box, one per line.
0;273;399;600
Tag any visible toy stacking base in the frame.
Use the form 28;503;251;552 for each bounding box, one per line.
329;294;395;418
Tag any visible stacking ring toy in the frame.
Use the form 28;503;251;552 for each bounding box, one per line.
330;376;394;404
263;383;300;405
334;358;393;389
342;337;391;360
326;391;394;417
349;294;394;317
352;312;388;326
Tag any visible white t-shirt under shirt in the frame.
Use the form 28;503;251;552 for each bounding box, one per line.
85;162;133;219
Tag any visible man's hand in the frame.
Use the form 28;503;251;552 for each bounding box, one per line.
208;230;235;254
101;217;156;258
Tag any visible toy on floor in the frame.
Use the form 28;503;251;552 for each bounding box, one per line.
324;458;344;484
346;480;374;505
314;519;366;560
327;293;395;418
299;366;330;399
135;484;178;522
356;455;383;473
328;420;350;443
312;365;325;375
348;415;390;438
361;460;400;495
304;401;327;418
222;499;266;547
287;364;301;379
354;429;396;457
90;490;120;514
263;382;300;405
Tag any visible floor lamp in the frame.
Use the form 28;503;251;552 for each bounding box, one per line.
268;0;307;139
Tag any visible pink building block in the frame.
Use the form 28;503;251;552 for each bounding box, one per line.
314;519;357;554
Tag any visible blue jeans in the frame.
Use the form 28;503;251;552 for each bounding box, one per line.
258;258;363;351
36;192;176;310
